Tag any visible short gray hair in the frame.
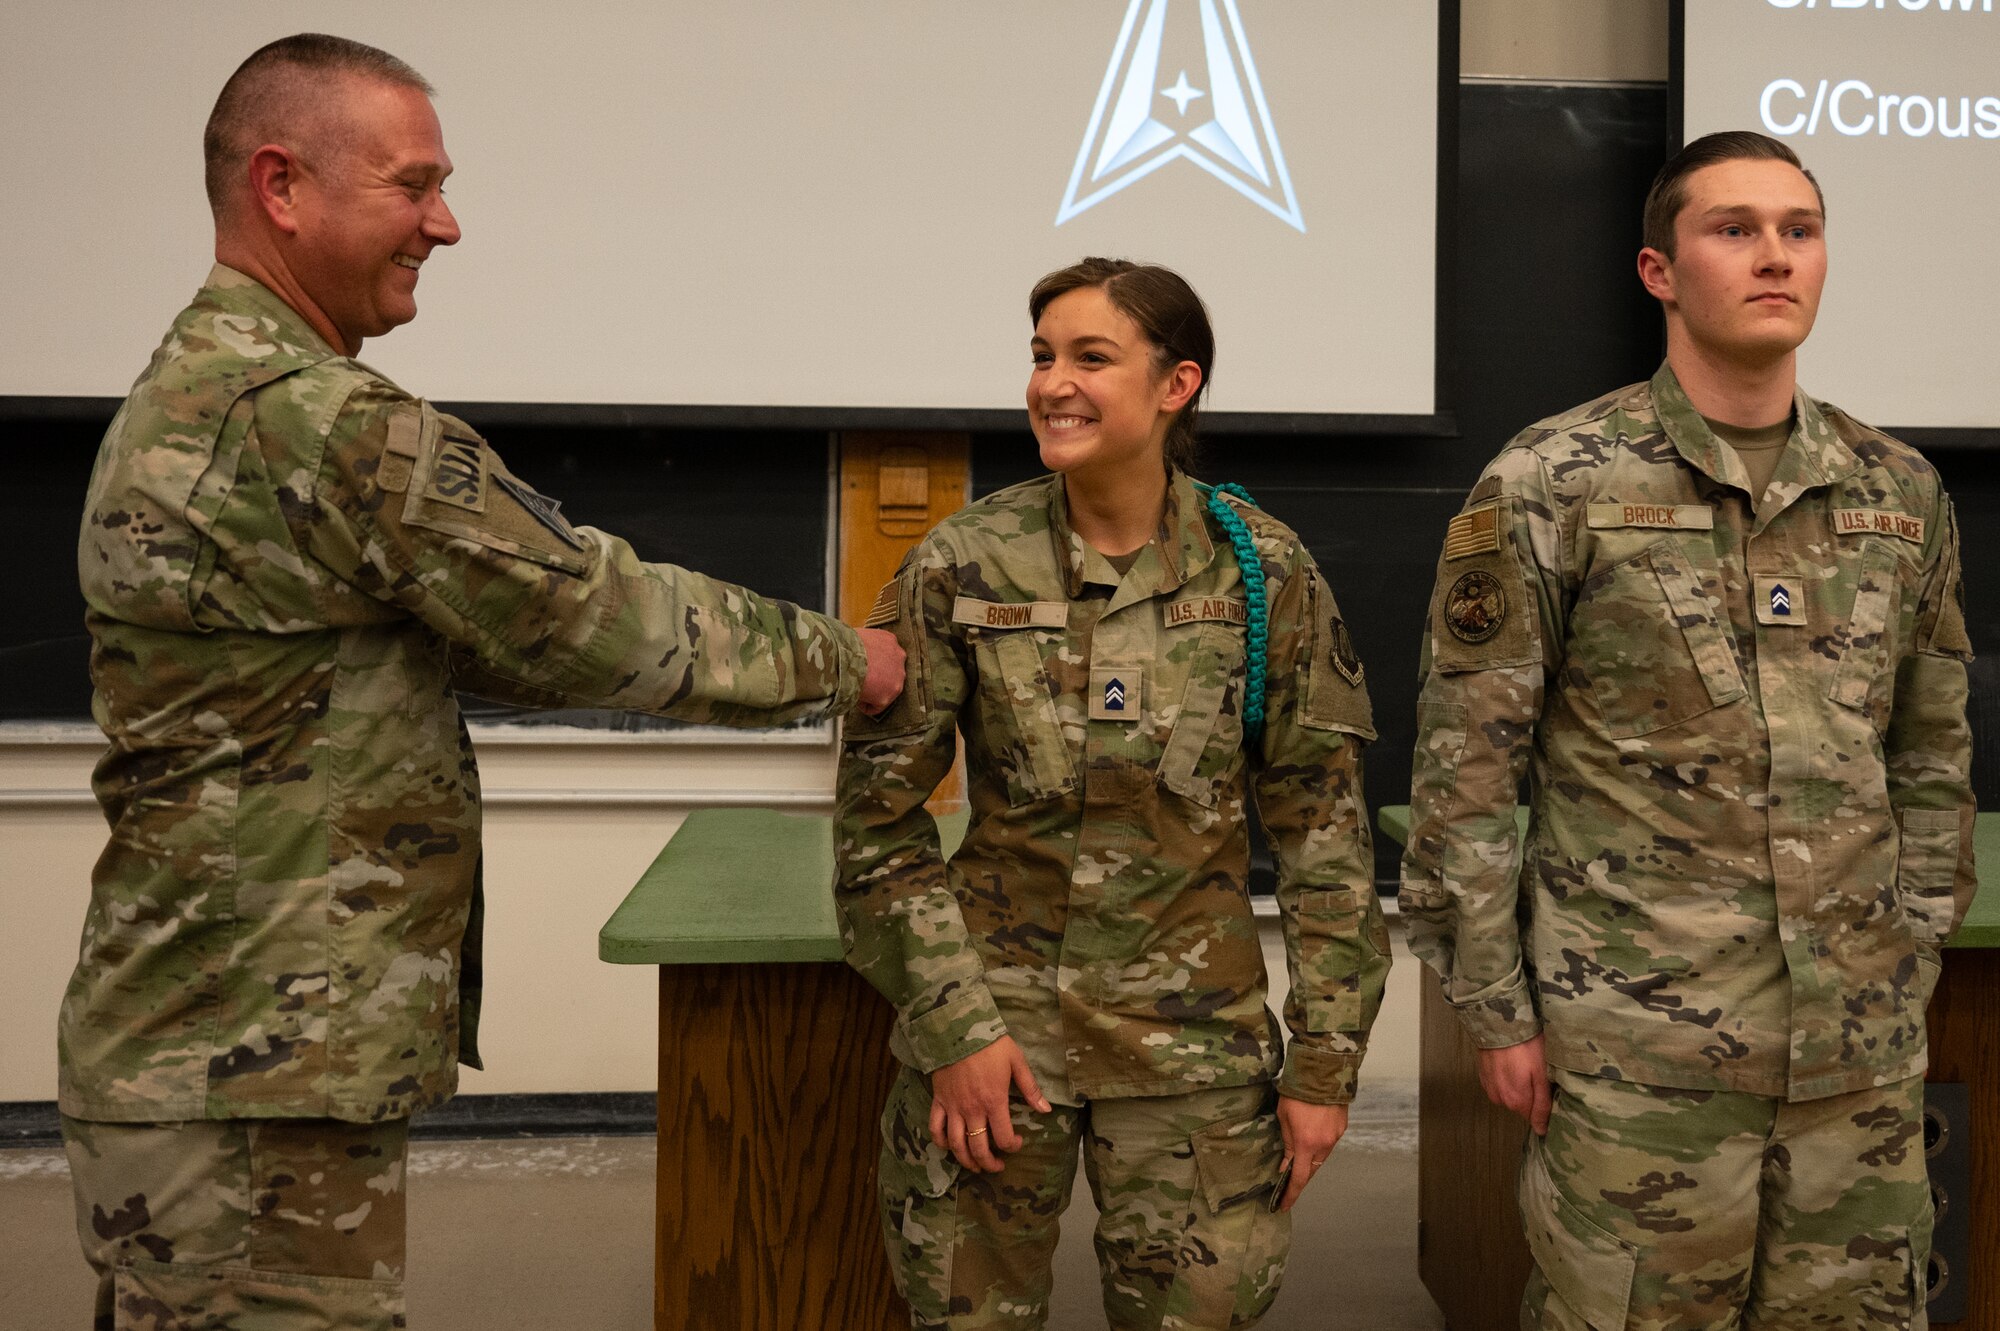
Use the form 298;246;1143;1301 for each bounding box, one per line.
204;33;433;214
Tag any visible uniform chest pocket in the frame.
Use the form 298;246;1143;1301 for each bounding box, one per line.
1827;538;1909;727
1570;537;1747;738
1159;622;1246;808
970;628;1076;805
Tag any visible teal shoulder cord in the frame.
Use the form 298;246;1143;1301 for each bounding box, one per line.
1196;481;1269;743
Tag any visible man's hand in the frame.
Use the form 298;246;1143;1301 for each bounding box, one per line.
856;627;906;716
928;1035;1052;1174
1478;1033;1552;1135
1274;1096;1349;1212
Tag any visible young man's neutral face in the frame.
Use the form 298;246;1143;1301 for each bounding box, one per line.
1651;158;1827;368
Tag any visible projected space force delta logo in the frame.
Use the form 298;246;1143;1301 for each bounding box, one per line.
1057;0;1304;231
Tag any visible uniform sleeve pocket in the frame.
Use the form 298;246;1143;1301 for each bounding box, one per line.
1895;807;1962;947
1189;1111;1286;1212
1160;622;1244;809
1295;886;1367;1032
1518;1139;1637;1331
1828;540;1902;717
1402;700;1469;903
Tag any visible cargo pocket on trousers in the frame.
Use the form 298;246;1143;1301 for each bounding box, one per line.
876;1070;961;1324
1180;1110;1291;1327
1517;1139;1637;1331
115;1258;405;1330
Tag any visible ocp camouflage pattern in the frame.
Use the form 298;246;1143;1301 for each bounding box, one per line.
62;265;865;1123
64;1115;411;1328
1520;1071;1932;1328
876;1068;1288;1329
837;469;1387;1107
1401;363;1978;1101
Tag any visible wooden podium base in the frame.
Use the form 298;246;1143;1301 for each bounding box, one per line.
653;962;904;1331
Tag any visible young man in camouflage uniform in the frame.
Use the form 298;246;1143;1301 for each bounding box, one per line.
1401;131;1977;1329
839;260;1388;1330
60;34;903;1329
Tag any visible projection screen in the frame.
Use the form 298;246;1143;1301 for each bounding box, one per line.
0;2;1449;427
1681;0;1999;435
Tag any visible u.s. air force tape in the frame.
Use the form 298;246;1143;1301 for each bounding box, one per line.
1832;509;1925;543
1164;596;1247;627
951;597;1067;629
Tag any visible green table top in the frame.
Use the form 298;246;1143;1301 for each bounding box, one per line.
600;807;968;965
1374;806;2000;949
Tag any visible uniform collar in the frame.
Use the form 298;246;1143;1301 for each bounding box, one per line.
1650;360;1862;509
1048;467;1218;607
198;264;343;362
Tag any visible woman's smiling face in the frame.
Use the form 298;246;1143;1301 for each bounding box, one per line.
1027;285;1196;482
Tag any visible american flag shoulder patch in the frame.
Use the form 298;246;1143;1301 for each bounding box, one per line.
1443;504;1501;560
864;580;900;627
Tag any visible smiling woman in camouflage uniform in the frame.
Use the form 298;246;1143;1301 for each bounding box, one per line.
837;259;1389;1331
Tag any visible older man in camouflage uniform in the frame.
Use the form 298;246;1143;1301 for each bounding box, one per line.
1401;131;1976;1329
60;33;901;1329
839;469;1387;1329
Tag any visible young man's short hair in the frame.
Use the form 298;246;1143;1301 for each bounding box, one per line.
1642;131;1825;258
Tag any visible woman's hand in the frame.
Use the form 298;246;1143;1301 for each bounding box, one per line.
928;1035;1052;1173
1274;1095;1349;1212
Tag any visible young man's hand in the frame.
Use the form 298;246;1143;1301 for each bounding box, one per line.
1478;1034;1552;1135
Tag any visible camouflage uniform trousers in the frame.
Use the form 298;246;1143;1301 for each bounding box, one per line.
876;1066;1291;1331
1519;1070;1932;1331
62;1115;410;1331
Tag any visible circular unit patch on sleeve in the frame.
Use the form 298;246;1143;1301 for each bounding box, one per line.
1444;570;1506;645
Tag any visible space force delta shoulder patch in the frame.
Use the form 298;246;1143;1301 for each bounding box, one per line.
496;473;587;551
951;597;1068;630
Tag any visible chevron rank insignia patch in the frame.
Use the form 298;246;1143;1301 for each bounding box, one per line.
1329;618;1364;687
1090;666;1141;722
1755;574;1804;626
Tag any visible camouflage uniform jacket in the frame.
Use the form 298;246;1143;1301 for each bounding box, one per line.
62;266;865;1124
1401;363;1977;1101
837;470;1387;1106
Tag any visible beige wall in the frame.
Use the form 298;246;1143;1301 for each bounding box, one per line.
0;727;835;1104
1462;0;1669;83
